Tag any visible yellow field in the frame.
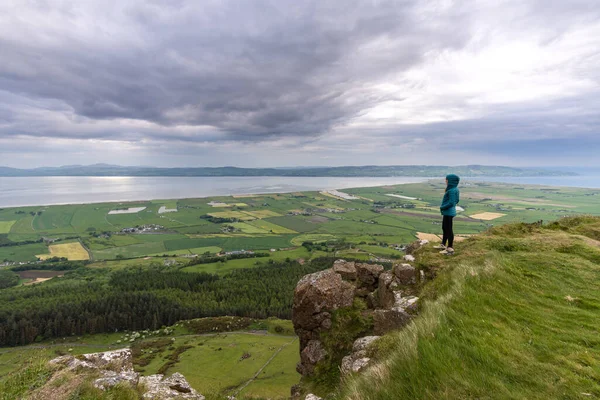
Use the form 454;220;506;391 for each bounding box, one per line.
0;220;16;234
241;210;282;219
37;242;90;261
469;212;506;220
208;202;248;208
207;211;255;220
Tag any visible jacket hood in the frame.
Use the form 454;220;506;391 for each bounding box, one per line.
446;174;460;190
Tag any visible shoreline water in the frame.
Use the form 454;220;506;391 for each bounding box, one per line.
0;176;432;208
0;175;598;208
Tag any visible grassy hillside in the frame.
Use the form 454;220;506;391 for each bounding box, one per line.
339;216;600;399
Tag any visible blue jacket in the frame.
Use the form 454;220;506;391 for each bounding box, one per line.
440;174;460;217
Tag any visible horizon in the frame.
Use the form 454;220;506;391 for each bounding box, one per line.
1;1;599;168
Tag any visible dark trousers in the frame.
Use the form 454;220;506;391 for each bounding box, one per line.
442;215;454;248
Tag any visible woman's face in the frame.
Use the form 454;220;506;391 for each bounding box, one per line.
445;178;448;185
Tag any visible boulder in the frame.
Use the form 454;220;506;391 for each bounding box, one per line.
403;255;416;262
333;260;357;280
140;373;204;399
352;336;380;353
293;269;355;334
355;263;384;290
94;370;139;390
373;309;412;335
394;295;419;314
305;395;322;400
393;263;417;285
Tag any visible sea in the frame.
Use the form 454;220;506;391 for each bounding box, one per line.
0;175;599;208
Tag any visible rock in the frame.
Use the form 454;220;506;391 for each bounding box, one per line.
50;349;204;399
355;263;384;290
293;269;355;334
305;394;322;400
297;340;327;375
340;355;354;375
378;271;397;309
373;309;412;335
366;290;380;309
94;370;139;390
351;357;371;373
50;348;133;372
394;295;419;314
168;372;193;393
403;254;416;262
140;373;205;399
290;384;302;398
393;263;417;285
419;239;429;246
420;270;426;282
352;336;380;353
333;260;357;280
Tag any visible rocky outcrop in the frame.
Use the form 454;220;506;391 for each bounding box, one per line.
140;372;203;399
293;258;422;378
48;349;204;399
293;269;355;349
340;336;380;375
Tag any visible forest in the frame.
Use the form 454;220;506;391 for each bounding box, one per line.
0;257;336;346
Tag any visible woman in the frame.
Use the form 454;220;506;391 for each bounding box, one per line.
435;174;460;255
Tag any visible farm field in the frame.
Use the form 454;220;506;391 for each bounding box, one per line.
0;181;598;267
36;241;90;261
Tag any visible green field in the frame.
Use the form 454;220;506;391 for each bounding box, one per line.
0;181;598;267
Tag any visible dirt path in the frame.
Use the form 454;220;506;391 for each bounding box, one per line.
232;337;297;397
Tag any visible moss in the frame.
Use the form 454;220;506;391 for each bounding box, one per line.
310;298;374;392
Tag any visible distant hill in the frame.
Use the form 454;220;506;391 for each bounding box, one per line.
0;164;576;177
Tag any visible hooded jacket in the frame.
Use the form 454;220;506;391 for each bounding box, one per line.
440;174;460;217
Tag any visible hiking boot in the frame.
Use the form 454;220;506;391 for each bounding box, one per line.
439;247;455;255
433;244;446;250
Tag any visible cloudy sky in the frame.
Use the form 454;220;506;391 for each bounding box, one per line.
1;0;599;168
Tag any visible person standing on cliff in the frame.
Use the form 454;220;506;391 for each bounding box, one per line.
435;174;460;255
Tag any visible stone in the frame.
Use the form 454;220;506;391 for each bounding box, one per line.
393;263;417;285
293;269;355;334
394;295;419;314
403;254;416;262
366;290;380;309
94;370;139;390
140;373;205;399
297;340;327;375
419;239;429;246
333;259;357;280
352;336;380;353
355;263;384;290
306;394;322;400
340;355;354;375
378;271;396;309
49;349;204;399
351;357;371;373
373;309;412;335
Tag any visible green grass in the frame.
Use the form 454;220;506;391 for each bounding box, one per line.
266;216;319;233
338;217;600;400
93;241;167;260
0;242;48;262
158;333;299;399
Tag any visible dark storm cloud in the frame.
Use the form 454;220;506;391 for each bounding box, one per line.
0;0;599;168
0;0;472;141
